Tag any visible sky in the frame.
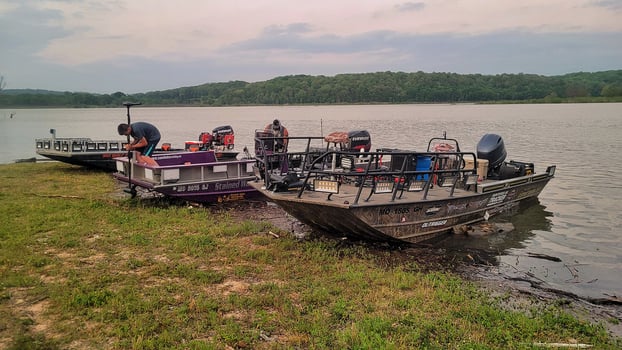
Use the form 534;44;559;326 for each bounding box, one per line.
1;0;621;94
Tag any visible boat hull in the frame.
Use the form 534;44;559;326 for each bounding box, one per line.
36;150;126;171
114;173;260;203
255;177;551;244
35;138;131;171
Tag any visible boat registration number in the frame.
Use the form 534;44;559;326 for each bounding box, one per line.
175;184;211;192
378;206;422;215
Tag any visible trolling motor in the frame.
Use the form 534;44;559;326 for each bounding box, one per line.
122;101;141;198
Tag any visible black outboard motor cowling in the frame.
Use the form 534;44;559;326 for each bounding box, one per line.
476;134;507;177
347;130;371;152
212;125;235;149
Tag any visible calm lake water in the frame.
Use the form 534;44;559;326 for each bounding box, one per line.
1;103;620;301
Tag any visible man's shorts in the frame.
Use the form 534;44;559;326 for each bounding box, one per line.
137;139;160;157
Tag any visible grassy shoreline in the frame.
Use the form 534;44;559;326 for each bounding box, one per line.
1;162;619;349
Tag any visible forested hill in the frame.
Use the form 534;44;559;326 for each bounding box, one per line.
2;70;622;107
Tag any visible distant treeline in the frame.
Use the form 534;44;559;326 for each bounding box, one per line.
2;70;622;108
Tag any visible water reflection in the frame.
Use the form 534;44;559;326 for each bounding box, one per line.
434;198;553;258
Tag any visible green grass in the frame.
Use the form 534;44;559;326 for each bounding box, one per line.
0;162;619;349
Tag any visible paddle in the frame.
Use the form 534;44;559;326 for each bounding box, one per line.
122;101;141;197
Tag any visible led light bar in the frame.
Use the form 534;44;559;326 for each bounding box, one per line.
374;181;394;194
314;179;339;193
408;180;427;192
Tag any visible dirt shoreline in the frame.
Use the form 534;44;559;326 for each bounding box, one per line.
216;200;622;340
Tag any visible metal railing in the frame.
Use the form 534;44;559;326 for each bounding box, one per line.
35;138;127;153
254;134;479;205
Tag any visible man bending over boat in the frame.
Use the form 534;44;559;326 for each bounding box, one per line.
117;122;160;166
264;119;289;152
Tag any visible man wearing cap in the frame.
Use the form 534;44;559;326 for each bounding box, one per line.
264;119;289;152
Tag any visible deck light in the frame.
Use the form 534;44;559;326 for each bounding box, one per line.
407;180;427;192
314;179;339;193
374;181;394;194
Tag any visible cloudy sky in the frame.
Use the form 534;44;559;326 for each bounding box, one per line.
1;0;621;94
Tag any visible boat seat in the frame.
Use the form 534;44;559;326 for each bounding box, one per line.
268;172;304;192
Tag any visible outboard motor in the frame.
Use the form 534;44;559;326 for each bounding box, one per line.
346;130;371;152
476;134;507;178
212;125;235;149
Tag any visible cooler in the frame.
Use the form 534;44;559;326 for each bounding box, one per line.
464;156;476;170
477;159;489;180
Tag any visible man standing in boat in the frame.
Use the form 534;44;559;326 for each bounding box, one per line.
117;122;160;166
264;119;289;152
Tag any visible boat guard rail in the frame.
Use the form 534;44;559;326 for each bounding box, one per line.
36;138;128;153
254;134;484;205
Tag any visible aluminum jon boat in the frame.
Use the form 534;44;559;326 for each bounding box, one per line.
249;132;556;244
35;128;179;172
113;126;261;203
36;129;130;171
35;124;240;172
113;149;259;203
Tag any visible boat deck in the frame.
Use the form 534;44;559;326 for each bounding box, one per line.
250;176;480;208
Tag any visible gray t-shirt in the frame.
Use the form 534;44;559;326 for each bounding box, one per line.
131;122;161;142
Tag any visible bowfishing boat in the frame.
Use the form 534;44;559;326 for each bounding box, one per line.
35;125;241;171
35;129;177;172
35;129;131;171
113;126;260;203
250;131;556;244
